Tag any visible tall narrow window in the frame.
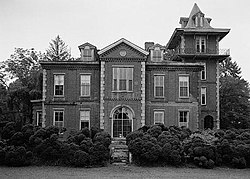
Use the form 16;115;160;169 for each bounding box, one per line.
201;63;206;80
179;76;189;98
179;111;189;127
201;87;207;105
113;67;133;92
36;111;42;127
196;37;206;53
54;74;64;96
54;110;64;129
154;75;164;97
80;110;90;130
154;111;164;124
81;75;91;96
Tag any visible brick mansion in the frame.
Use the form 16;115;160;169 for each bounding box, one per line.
32;4;230;138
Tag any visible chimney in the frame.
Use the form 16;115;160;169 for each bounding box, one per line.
145;42;154;51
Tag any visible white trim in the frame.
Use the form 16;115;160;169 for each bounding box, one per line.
201;87;207;105
36;110;42;126
110;105;134;138
80;74;91;97
154;75;164;98
178;110;189;127
154;110;165;124
98;38;149;55
54;74;65;97
53;109;64;128
79;110;90;130
201;63;206;80
179;75;189;98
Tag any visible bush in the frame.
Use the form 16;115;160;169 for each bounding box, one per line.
72;150;90;167
5;146;32;166
2;122;16;140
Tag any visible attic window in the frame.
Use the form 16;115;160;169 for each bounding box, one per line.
151;47;163;62
81;46;93;61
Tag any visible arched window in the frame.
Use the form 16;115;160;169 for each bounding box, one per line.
113;107;133;138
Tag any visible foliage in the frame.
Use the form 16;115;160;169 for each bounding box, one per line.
45;35;71;61
220;57;250;129
0;48;42;124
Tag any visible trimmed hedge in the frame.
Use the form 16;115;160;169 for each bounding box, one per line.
0;122;111;167
127;124;250;169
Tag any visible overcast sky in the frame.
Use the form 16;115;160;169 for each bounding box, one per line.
1;0;250;82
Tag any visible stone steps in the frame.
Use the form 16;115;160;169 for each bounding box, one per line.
110;138;129;164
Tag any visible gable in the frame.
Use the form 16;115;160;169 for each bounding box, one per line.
98;38;149;59
99;42;147;59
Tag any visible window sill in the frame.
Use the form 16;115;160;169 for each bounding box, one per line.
179;96;189;99
154;96;164;98
112;91;133;93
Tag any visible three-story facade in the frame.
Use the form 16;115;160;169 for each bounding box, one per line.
33;4;230;137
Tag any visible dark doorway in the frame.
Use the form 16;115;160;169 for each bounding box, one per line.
204;115;214;129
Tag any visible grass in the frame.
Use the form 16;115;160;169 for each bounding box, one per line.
1;164;250;179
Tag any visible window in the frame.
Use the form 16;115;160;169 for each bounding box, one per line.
154;75;164;97
113;67;133;92
54;74;64;96
196;37;206;53
152;47;163;61
201;87;206;105
36;111;42;127
154;111;164;124
80;75;90;96
80;110;90;130
179;111;189;127
82;46;92;61
201;63;206;80
54;110;64;129
179;76;189;98
113;107;132;138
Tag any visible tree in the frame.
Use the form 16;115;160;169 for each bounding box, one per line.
1;48;43;124
220;57;250;129
46;35;71;61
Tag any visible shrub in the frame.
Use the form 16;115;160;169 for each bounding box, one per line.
72;150;90;167
5;146;32;166
126;130;143;145
0;147;6;165
93;131;111;148
232;157;247;169
89;142;109;166
140;141;161;164
9;132;24;146
147;126;162;138
2;122;16;140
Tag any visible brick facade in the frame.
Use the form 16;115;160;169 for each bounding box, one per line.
32;4;230;137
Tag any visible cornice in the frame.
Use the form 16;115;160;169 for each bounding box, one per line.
100;58;146;62
104;97;142;101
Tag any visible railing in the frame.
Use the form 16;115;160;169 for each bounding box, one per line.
173;48;230;56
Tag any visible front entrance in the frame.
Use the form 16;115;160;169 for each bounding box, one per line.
204;115;214;129
112;106;133;138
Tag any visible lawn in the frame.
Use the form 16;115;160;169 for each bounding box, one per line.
0;165;250;179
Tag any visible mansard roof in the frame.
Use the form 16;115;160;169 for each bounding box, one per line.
98;38;149;56
185;3;212;29
167;3;230;49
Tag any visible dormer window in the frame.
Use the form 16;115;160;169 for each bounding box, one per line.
151;47;163;62
81;46;93;61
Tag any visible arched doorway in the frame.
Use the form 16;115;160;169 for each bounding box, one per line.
112;106;133;138
204;115;214;129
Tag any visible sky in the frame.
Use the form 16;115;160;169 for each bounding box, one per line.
1;0;250;82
